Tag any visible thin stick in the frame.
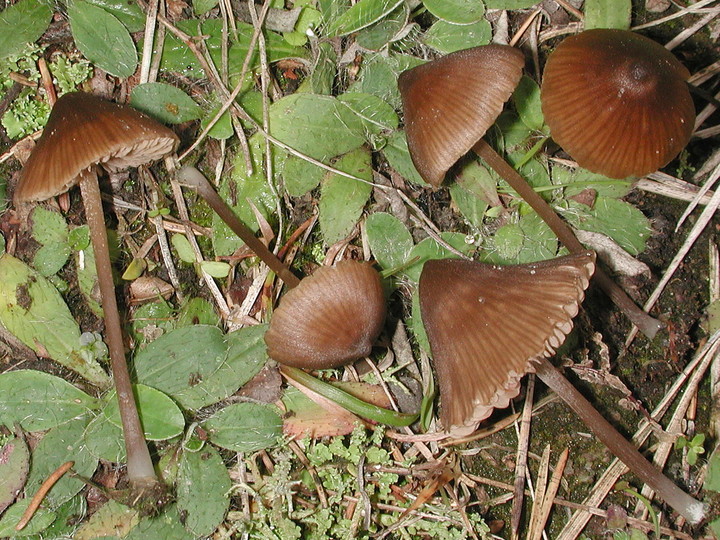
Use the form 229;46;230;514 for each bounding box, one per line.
16;461;75;531
177;165;301;288
473;140;663;339
510;375;535;539
534;358;705;524
79;169;156;484
531;448;569;540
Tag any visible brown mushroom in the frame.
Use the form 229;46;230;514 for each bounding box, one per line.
177;167;387;370
541;29;695;179
264;260;386;369
398;44;663;339
418;251;704;524
14;92;178;492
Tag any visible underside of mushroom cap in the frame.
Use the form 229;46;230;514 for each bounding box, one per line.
541;29;694;179
419;251;596;438
264;260;387;370
14;92;179;203
398;45;525;188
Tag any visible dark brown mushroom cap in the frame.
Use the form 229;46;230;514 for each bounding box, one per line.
264;260;386;369
540;29;694;179
14;92;179;203
398;45;525;188
419;251;596;437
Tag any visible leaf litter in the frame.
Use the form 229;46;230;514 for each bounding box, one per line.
0;0;718;537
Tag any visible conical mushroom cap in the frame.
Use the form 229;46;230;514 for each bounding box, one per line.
541;29;694;179
15;92;179;203
398;45;525;188
264;260;386;369
419;251;596;437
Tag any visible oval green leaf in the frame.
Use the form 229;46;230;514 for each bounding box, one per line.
130;82;202;124
326;0;404;37
203;402;282;452
423;19;492;53
103;385;185;441
0;370;99;432
424;0;485;24
176;446;231;536
68;0;138;78
0;0;53;60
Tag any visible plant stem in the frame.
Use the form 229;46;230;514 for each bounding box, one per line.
473;140;663;339
535;358;705;524
78;168;157;485
177;166;301;289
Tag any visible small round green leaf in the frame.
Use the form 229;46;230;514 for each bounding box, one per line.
130;82;202;124
424;0;485;24
203;402;282;452
423;19;492;53
103;385;185;441
0;0;53;60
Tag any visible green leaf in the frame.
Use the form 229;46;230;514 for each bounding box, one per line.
134;325;268;410
297;42;337;95
0;498;56;536
0;254;110;386
382;131;426;185
130;82;202;124
83;412;125;463
0;436;30;514
130;299;175;345
0;370;99;431
199;260;231;278
365;212;414;272
125;504;195;540
404;232;475;282
103;385;185;441
449;162;499;228
269;93;367;161
0;0;53;60
193;0;218;16
75;238;103;317
201;104;234;140
160;19;223;78
25;417;98;508
84;0;146;32
203;402;282;452
485;0;541;8
326;0;404;37
34;242;72;277
512;76;544;132
565;197;651;255
584;0;631;30
338;92;399;136
67;0;138;78
424;0;485;24
319;146;373;245
176;297;220;328
553;165;633;199
73;500;138;540
282;155;326;197
31;207;68;245
171;233;195;263
355;2;409;50
348;53;424;109
176;446;231;536
423;19;492;54
705;449;720;492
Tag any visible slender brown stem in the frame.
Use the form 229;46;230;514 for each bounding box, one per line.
535;358;705;524
78;169;157;485
177;165;301;289
473;140;663;339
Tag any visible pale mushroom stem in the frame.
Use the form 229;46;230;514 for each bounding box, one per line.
473;139;664;339
78;168;157;485
535;357;705;524
177;165;301;289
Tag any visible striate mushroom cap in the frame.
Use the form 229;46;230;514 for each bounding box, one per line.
419;251;596;437
398;45;525;188
14;92;179;203
540;29;695;179
264;260;386;369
